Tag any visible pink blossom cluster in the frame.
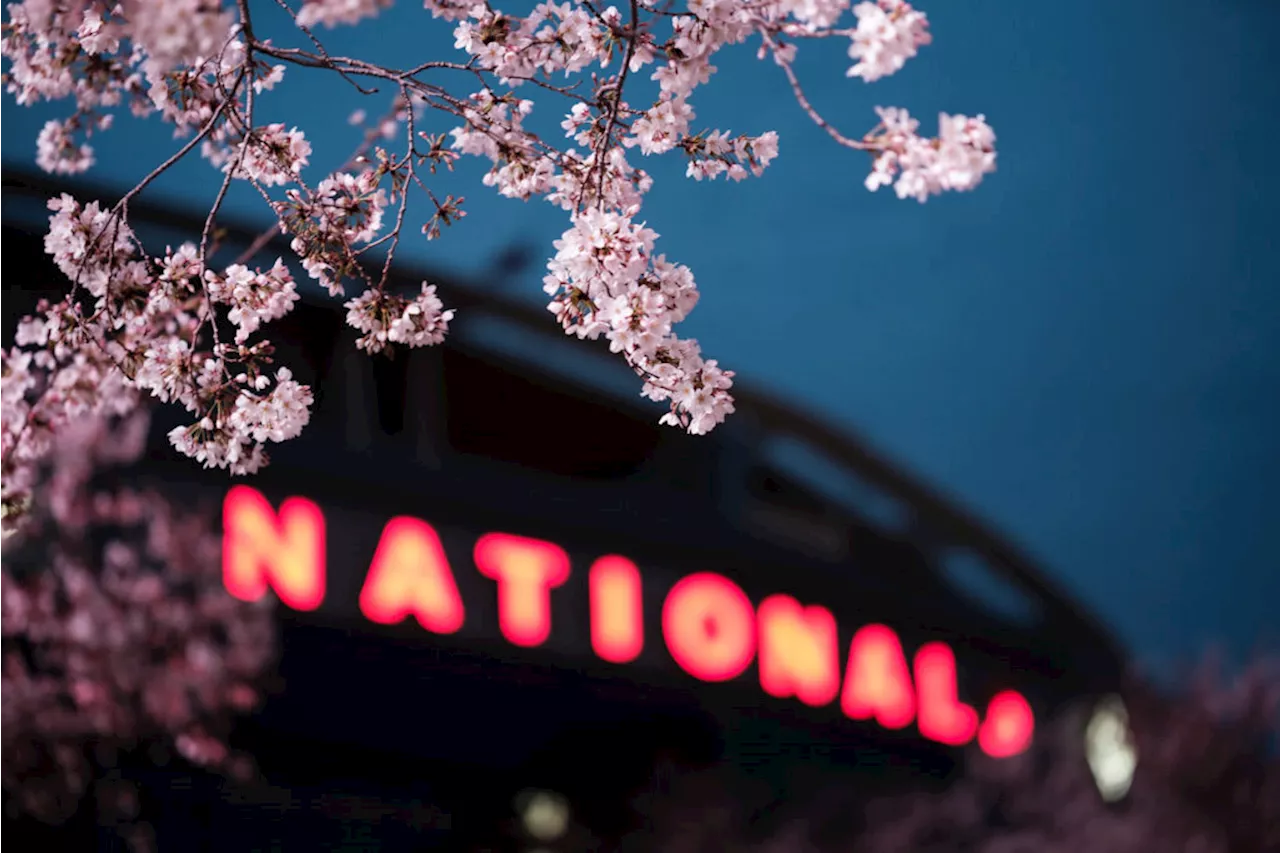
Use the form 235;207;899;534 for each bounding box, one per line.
452;1;607;80
680;129;780;182
203;258;301;344
299;0;474;28
864;106;997;202
297;0;395;29
3;0;995;493
0;194;315;504
346;281;455;353
35;115;102;174
846;0;931;82
210;122;312;187
274;170;389;296
1;0;284;175
543;209;735;433
1;411;275;831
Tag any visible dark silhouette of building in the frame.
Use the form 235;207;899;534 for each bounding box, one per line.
2;170;1125;851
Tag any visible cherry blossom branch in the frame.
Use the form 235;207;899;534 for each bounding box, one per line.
756;25;870;151
114;90;241;218
63;66;243;307
1;0;996;504
592;0;640;209
269;0;380;95
194;1;261;357
230;95;409;266
375;84;417;290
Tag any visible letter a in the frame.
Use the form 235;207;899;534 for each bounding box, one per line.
840;624;915;729
360;517;465;634
222;485;325;611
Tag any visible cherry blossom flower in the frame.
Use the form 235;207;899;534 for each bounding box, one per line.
345;282;455;354
204;258;301;344
35;117;95;174
2;0;997;502
863;106;997;202
847;0;931;83
297;0;395;29
1;410;276;839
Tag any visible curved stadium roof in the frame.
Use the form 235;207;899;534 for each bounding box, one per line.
1;168;1125;692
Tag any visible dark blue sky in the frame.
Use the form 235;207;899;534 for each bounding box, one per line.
4;0;1278;674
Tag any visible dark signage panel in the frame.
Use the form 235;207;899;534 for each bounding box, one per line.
217;482;1037;763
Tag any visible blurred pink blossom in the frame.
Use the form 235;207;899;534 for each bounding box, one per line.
1;410;277;838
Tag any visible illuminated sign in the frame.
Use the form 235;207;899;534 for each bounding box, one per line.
222;486;1035;758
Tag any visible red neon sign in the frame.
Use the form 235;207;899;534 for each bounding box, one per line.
840;624;916;729
914;642;979;746
978;690;1036;758
221;487;1035;757
222;485;325;611
590;556;645;664
662;572;757;683
757;594;841;707
360;517;465;634
474;532;570;648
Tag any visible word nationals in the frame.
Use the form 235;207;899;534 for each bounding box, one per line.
222;486;1034;758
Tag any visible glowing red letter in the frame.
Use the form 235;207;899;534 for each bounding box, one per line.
473;533;570;647
222;485;325;611
360;517;465;634
757;595;840;707
590;555;644;664
840;624;915;729
914;642;978;746
978;690;1035;758
662;573;755;682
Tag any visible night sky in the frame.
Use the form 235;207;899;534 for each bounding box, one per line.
3;0;1277;677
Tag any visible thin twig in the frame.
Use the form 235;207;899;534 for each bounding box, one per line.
592;0;641;210
756;25;871;151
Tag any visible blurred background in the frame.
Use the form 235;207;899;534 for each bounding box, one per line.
3;0;1279;849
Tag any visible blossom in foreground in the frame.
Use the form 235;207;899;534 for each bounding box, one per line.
847;0;932;82
864;107;998;202
1;0;997;505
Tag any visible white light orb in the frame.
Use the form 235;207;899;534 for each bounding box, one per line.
1085;695;1138;802
519;789;569;841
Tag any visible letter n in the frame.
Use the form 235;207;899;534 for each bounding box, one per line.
222;485;325;611
757;594;840;707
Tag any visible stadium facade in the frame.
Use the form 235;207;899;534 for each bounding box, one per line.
2;170;1125;851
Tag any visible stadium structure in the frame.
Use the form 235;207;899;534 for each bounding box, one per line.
2;169;1125;851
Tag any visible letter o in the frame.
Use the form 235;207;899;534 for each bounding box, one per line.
662;572;756;682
